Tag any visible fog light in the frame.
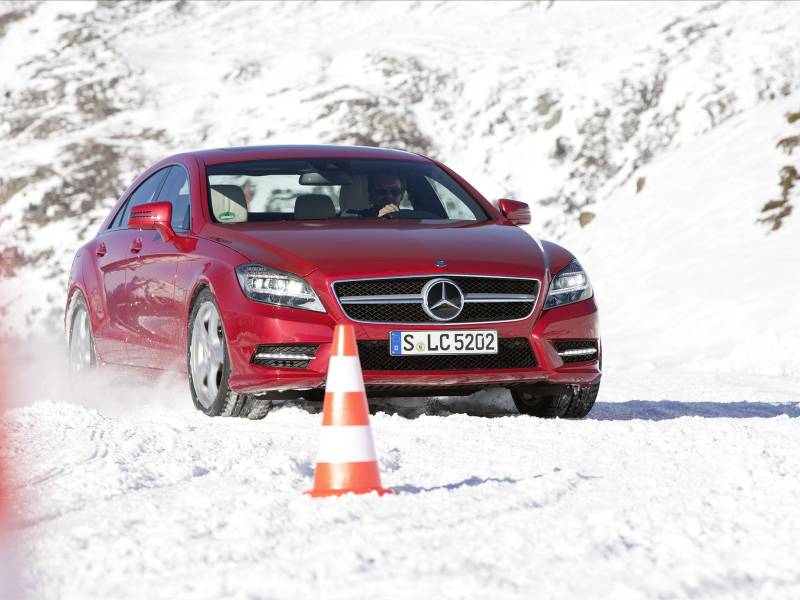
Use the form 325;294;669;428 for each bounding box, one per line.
558;348;597;357
552;340;598;364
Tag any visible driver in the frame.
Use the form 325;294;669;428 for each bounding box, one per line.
341;172;406;217
368;172;404;217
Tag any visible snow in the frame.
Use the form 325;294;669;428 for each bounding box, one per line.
1;1;800;598
3;319;800;599
4;370;800;600
548;92;800;378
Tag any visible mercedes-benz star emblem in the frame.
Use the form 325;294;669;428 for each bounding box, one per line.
421;278;464;321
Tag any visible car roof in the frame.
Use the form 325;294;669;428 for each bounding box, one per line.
186;145;432;166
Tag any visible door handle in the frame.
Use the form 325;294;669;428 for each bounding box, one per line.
130;238;143;253
96;242;107;257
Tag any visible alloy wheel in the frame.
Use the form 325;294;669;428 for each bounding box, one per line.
68;306;94;372
190;301;226;409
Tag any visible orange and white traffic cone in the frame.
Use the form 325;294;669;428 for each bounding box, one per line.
307;324;392;497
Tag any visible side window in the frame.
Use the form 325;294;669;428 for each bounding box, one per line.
111;168;169;229
158;166;191;231
426;177;474;220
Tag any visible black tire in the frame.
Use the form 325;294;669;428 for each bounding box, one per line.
563;384;599;419
512;383;599;419
187;288;272;420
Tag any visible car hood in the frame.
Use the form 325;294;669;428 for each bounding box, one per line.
200;220;546;279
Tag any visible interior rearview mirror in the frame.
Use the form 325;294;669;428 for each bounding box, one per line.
299;171;352;186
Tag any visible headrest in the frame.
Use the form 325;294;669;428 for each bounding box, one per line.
294;194;335;220
338;175;370;212
210;185;247;223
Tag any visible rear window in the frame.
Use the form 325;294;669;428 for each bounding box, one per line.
205;158;488;223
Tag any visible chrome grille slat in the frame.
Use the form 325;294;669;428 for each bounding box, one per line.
340;294;422;304
463;293;537;303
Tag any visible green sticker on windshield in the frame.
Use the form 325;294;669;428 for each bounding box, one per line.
219;211;236;221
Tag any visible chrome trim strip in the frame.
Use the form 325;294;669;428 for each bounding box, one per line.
557;348;597;357
340;294;423;304
463;293;537;303
330;274;541;325
254;352;316;360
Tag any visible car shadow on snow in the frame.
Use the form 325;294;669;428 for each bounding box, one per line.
363;388;521;418
589;400;800;421
277;391;517;419
393;475;522;494
367;398;800;421
277;396;800;421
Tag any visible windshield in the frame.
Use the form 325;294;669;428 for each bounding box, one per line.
205;158;489;223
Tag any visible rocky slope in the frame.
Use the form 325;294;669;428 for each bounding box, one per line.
0;0;798;333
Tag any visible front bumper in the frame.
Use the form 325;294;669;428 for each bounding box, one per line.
221;280;601;395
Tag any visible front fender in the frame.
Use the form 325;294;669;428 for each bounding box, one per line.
65;243;99;335
540;240;577;276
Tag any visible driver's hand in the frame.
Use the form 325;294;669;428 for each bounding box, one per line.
378;203;400;217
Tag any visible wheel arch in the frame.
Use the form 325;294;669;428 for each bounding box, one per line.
184;257;245;343
186;277;231;352
64;284;88;343
65;241;104;338
188;280;212;316
540;240;578;276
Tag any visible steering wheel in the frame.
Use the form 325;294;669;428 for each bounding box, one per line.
382;208;442;219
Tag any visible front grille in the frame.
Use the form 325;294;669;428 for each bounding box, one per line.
252;344;319;368
334;275;539;324
343;302;534;324
553;340;598;363
336;277;536;297
357;338;536;371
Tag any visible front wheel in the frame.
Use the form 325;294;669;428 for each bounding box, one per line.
187;289;272;420
511;383;599;419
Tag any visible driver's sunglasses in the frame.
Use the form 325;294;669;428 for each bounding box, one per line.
372;186;403;198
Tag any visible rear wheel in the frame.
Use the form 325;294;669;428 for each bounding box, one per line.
188;289;272;419
67;292;96;374
511;383;599;419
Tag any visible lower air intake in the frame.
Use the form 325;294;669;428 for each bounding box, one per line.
251;344;319;368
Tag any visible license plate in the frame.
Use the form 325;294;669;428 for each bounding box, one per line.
389;330;498;356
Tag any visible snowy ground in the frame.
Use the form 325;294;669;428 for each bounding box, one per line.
2;350;799;599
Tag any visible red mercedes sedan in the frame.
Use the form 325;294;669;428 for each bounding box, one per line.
65;145;601;419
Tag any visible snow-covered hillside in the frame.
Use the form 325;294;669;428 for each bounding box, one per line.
1;0;799;333
555;91;800;377
2;2;800;598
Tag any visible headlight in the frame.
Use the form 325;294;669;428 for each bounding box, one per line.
235;263;325;312
544;260;593;309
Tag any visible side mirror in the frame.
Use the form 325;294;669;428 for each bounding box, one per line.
128;201;175;242
497;199;531;225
